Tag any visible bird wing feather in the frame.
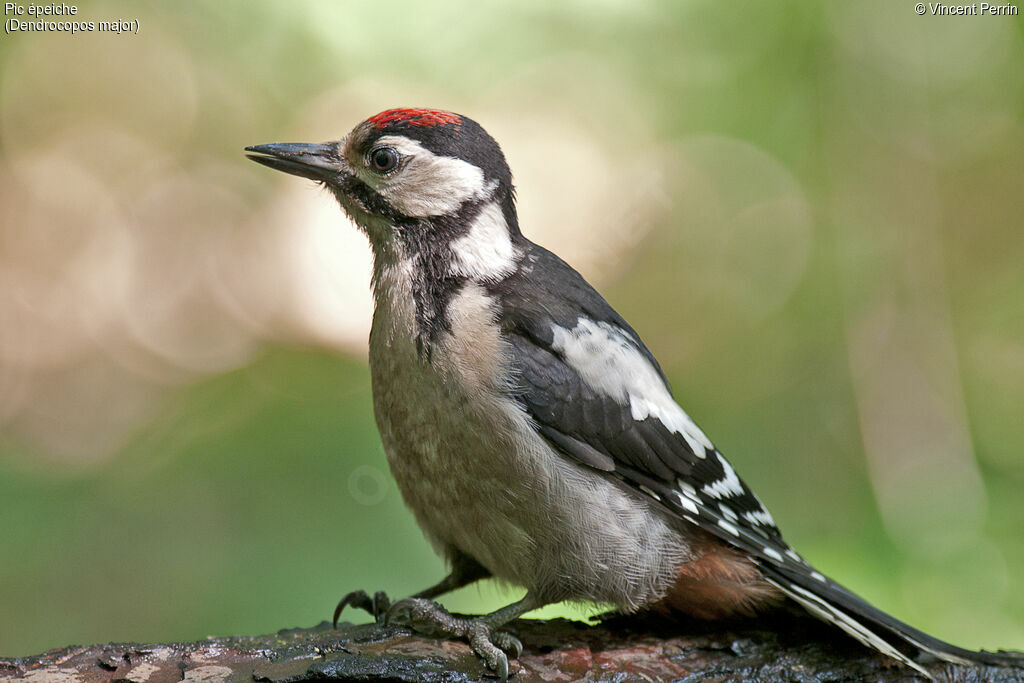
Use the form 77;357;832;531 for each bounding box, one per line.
488;242;1023;675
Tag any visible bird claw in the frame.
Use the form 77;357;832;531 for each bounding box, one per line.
492;631;524;659
332;589;392;626
384;597;521;680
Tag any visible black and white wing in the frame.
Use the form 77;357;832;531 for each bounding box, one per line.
490;243;1021;676
491;245;796;559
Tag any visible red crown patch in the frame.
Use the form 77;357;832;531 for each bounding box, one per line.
367;108;462;130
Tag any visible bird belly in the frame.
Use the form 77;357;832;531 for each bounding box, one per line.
368;279;696;610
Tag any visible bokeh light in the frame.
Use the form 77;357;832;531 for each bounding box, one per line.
0;0;1021;659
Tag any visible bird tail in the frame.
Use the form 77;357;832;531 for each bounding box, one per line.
757;560;1024;680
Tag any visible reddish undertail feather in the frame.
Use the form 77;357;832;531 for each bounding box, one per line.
368;108;463;130
662;546;939;678
661;544;782;620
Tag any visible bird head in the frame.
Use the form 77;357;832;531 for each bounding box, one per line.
246;108;520;271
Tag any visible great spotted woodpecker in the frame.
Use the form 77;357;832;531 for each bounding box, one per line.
246;108;1022;680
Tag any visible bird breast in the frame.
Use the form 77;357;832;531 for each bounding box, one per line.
367;259;696;609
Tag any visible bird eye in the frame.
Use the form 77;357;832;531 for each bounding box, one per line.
369;147;399;173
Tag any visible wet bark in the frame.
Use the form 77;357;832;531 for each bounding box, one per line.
2;612;1021;682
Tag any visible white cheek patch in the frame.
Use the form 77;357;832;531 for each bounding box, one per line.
368;135;491;217
550;318;714;459
450;201;519;280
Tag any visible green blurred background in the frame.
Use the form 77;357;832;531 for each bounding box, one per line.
1;0;1022;659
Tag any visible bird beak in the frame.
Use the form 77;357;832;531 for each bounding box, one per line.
245;142;344;182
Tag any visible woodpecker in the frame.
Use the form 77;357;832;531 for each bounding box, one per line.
246;108;1021;680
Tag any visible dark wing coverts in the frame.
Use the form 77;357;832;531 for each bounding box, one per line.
489;243;788;557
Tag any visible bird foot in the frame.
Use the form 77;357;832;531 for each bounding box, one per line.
384;597;523;680
332;589;392;626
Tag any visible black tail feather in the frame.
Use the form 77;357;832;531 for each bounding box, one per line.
757;559;1024;677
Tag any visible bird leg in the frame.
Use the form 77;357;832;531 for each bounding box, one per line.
332;553;491;626
384;593;544;681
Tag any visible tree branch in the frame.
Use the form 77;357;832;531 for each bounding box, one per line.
2;612;1021;681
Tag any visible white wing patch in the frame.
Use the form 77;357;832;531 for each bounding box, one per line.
717;519;740;537
743;509;778;528
676;479;699;501
673;491;699;515
550;318;713;458
639;485;662;501
719;504;739;522
450;201;519;280
701;452;745;499
630;397;713;459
